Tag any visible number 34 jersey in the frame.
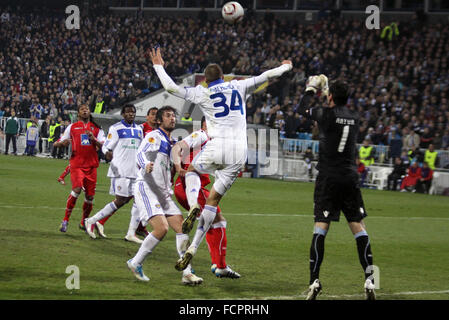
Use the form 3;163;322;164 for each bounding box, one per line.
182;79;255;143
310;105;360;178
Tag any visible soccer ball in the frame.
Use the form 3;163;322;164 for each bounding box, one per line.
222;2;244;24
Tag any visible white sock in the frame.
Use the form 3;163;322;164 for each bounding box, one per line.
185;172;201;208
127;203;140;237
131;233;160;266
176;233;192;274
191;205;217;249
88;201;117;224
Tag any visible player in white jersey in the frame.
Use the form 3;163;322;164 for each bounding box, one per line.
84;104;145;243
149;47;293;272
126;106;203;285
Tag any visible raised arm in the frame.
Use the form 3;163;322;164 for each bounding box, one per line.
171;140;190;177
239;61;293;94
150;47;188;99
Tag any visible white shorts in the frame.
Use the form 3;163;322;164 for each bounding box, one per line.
109;177;136;197
134;180;182;223
192;138;246;195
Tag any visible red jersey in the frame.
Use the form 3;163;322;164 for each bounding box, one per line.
141;122;155;136
60;121;105;169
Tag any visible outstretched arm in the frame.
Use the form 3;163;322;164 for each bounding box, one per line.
150;47;188;99
240;61;293;94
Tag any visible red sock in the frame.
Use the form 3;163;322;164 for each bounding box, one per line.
98;214;112;225
206;228;218;266
81;200;93;225
63;193;78;222
216;227;227;269
60;165;71;180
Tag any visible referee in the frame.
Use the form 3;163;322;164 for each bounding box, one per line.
298;75;376;300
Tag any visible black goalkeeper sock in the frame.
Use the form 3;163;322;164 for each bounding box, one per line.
355;230;374;280
309;227;327;285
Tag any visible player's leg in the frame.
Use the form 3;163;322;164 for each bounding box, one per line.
58;165;71;185
127;182;167;281
125;201;145;242
306;175;336;300
127;215;168;282
80;168;98;231
344;183;375;300
182;167;203;234
59;167;83;232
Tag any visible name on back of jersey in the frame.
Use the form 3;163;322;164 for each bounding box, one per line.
209;83;236;93
335;118;355;125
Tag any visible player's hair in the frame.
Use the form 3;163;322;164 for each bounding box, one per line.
201;116;206;128
78;104;101;129
204;64;223;83
156;105;178;124
329;80;349;106
121;104;136;114
147;107;158;116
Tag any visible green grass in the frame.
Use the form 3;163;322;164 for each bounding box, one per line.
1;155;449;300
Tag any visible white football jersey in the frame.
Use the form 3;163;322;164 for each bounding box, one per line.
182;79;255;142
102;120;143;179
136;128;174;195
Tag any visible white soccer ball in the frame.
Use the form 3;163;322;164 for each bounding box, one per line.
222;2;244;24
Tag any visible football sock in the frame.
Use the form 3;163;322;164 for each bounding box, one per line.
81;199;93;225
176;233;193;274
60;165;71;179
309;226;327;285
88;201;117;224
185;172;201;208
126;203;141;237
207;221;228;268
354;230;374;280
63;191;79;222
132;233;160;266
191;205;217;249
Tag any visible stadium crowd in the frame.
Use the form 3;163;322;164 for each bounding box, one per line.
1;4;449;161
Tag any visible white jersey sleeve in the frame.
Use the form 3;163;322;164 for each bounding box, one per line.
182;130;209;150
96;129;106;143
102;125;119;154
59;124;72;142
136;132;161;170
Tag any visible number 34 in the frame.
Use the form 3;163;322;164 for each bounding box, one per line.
211;90;244;118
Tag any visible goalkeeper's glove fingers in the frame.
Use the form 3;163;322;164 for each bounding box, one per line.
319;74;329;97
305;75;321;94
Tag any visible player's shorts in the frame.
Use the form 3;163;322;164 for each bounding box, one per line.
191;138;246;196
109;177;135;197
134;180;182;223
174;177;221;214
70;167;97;196
313;173;367;223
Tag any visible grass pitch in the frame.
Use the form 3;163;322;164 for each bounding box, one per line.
1;155;449;300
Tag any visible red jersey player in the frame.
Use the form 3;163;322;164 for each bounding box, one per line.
141;107;158;136
172;117;240;278
54;104;105;232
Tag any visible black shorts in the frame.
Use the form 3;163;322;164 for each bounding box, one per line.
314;174;367;223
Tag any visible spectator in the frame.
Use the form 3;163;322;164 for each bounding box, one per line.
388;127;403;162
403;129;420;150
416;162;433;194
304;147;314;181
3;109;20;155
283;109;299;138
359;139;375;167
400;162;422;192
424;144;439;170
387;157;407;191
419;127;433;149
356;157;368;188
39;117;50;153
24;122;39;156
181;112;193;122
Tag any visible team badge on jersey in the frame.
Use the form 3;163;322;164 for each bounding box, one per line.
191;133;198;138
149;137;155;143
81;134;91;145
108;133;112;139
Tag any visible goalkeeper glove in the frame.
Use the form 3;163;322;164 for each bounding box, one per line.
319;74;329;98
305;76;321;94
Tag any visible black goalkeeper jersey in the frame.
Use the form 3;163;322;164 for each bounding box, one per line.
299;91;359;178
